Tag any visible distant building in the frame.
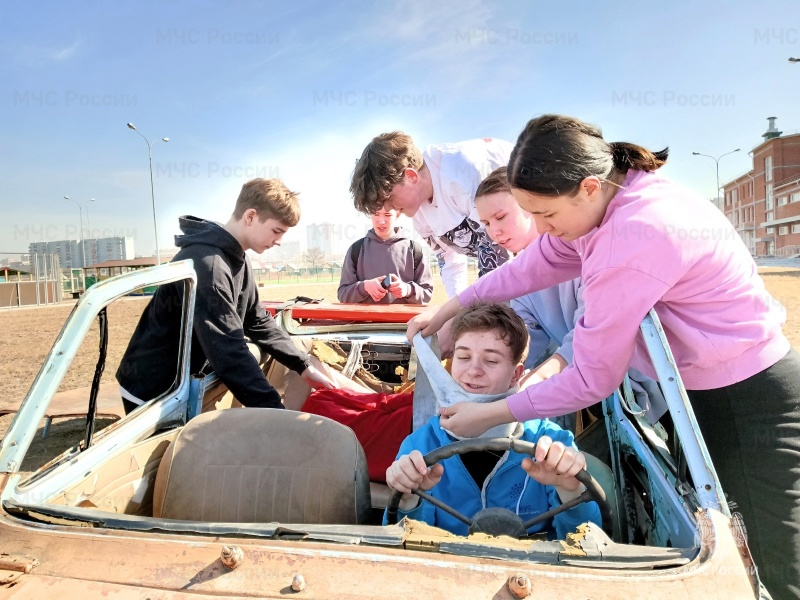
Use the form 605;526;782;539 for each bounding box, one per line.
93;236;135;264
30;239;82;268
261;240;301;262
306;223;337;259
29;236;135;268
722;117;800;257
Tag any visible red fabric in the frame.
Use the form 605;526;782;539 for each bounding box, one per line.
301;390;413;482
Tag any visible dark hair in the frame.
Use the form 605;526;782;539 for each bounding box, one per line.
450;302;529;364
507;114;669;196
350;131;423;214
475;166;510;199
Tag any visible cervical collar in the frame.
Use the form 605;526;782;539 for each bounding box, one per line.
412;333;520;440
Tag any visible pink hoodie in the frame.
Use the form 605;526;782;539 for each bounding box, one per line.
459;169;790;420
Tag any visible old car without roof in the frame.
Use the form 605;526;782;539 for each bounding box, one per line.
0;261;765;598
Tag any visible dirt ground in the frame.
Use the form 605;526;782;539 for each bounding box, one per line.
1;270;798;459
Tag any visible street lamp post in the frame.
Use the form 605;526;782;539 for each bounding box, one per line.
86;197;96;264
63;195;86;268
86;198;95;238
691;148;741;206
127;123;169;264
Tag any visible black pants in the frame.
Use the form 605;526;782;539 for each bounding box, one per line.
689;349;800;600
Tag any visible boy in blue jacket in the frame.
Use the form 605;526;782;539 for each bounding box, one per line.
385;303;601;538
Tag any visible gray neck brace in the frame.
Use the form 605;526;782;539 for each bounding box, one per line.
412;333;519;439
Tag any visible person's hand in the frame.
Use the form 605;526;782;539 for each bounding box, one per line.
436;318;455;358
386;450;444;510
438;399;513;438
406;296;462;344
521;435;586;497
406;309;437;343
364;277;388;302
301;365;336;390
388;274;411;299
518;369;545;391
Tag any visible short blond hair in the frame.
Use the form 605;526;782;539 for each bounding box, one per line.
351;131;424;214
233;178;300;226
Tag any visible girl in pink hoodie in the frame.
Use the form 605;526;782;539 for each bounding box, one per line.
407;115;799;597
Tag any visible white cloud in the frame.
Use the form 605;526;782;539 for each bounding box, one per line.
349;2;531;105
52;38;82;61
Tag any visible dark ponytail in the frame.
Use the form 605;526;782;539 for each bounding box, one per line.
508;114;669;196
609;142;668;173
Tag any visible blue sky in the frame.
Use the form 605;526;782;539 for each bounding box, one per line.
1;0;798;258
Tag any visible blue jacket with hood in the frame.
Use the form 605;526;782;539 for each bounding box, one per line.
383;415;601;538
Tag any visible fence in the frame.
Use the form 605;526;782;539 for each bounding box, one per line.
0;253;63;308
253;266;344;285
62;268;86;297
776;245;800;258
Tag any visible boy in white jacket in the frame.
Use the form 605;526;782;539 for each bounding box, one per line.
351;132;512;298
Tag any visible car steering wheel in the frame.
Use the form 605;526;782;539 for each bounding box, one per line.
385;437;613;538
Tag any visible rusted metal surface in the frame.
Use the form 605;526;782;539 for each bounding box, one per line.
277;309;408;335
0;554;37;574
0;506;760;598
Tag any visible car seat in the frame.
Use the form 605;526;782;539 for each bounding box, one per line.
152;408;371;525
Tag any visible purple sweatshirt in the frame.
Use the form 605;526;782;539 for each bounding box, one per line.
459;169;789;421
338;228;433;304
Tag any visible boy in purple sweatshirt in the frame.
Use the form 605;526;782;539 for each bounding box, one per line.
337;208;433;304
407;114;799;597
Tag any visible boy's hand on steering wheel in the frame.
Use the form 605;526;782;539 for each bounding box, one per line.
386;451;444;510
521;435;586;499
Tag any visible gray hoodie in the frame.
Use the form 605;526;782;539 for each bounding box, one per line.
338;228;433;304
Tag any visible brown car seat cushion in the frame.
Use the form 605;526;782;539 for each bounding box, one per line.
153;408;371;525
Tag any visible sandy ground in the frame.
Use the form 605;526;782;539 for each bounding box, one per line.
0;280;453;458
760;268;800;348
1;270;798;462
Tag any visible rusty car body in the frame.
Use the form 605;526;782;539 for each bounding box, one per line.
0;261;767;598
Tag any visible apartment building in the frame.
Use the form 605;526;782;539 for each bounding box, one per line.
722;117;800;257
29;236;135;268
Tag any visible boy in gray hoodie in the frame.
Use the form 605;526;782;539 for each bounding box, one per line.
338;208;433;304
117;178;336;413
